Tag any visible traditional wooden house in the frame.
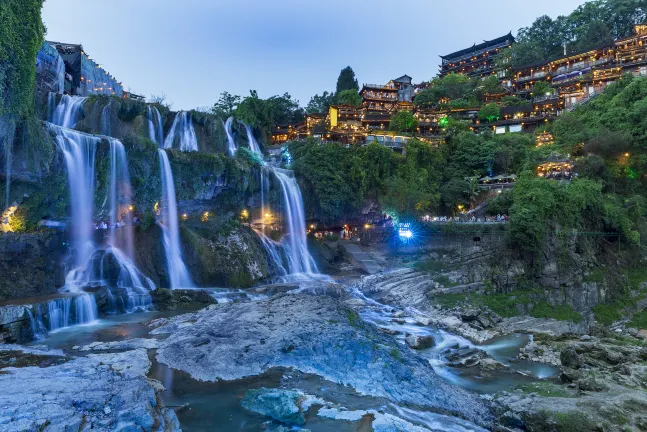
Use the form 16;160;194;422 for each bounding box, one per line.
439;33;515;79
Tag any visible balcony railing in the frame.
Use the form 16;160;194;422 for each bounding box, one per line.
533;94;560;103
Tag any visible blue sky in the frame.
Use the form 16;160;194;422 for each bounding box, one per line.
42;0;588;110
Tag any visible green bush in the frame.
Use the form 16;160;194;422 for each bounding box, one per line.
531;301;583;323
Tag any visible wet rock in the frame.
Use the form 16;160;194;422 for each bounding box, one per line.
378;327;401;336
405;334;435;350
0;349;179;431
73;338;160;351
241;388;305;425
155;294;493;426
560;347;582;369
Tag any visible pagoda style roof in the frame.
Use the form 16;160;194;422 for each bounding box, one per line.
440;32;515;61
392;74;412;83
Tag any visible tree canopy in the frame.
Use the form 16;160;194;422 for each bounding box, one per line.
336;66;359;94
389;111;419;133
336;89;362;106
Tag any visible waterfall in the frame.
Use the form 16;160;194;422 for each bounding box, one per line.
49;123;153;313
108;139;154;311
224;116;237;156
50;124;99;271
47;93;58;124
163;111;198;151
34;295;98;333
100;102;112;136
158;149;194;289
51;95;87;128
256;232;287;277
108;139;135;259
147;106;164;147
243;123;262;156
272;168;319;277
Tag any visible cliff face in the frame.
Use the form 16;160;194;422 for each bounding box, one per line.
74;96;229;154
0;102;273;300
0;231;66;299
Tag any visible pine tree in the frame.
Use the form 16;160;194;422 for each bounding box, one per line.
336;66;359;94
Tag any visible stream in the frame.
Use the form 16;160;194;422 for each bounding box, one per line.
23;276;560;431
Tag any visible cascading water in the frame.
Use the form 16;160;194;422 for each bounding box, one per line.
49;122;153;317
51;94;87;128
100;102;112;136
243;123;262;156
164;111;198;151
50;124;99;271
272;168;319;277
107;139;154;311
158;149;194;289
31;295;99;333
147;106;164;147
224;116;237;156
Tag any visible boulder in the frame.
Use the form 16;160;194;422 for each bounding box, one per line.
560;347;582;369
241;388;305;425
405;334;435;350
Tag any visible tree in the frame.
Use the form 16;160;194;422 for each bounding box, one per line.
389;111;419;133
306;91;334;113
336;66;359;94
336;89;362;106
532;81;553;96
212;91;241;119
478;103;501;122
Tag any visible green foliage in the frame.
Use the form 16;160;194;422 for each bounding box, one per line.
414;73;479;109
336;66;359;93
344;308;361;327
414;258;446;272
628;310;647;329
531;301;583;322
593;296;635;325
389;111;419;133
478;103;501;122
117;98;146;122
306;91;335;114
516;382;571;397
515;1;647;66
211;91;241;119
235;90;303;136
336;89;361;106
532;81;553;96
0;0;44;117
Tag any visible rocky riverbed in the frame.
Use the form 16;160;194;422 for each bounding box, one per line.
152;292;494;428
0;345;179;431
2;267;647;431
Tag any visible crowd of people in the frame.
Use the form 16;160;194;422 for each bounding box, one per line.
424;215;509;223
94;216;139;230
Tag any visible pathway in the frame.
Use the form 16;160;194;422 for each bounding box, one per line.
342;242;382;275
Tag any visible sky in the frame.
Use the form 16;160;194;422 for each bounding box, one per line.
42;0;588;111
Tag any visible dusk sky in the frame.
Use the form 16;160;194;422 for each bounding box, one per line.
42;0;588;111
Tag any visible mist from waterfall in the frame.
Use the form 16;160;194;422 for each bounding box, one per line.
224;116;237;156
51;94;87;128
243;123;262;156
158;149;194;289
147;106;164;147
164;111;198;151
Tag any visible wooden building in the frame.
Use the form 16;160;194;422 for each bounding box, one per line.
439;33;515;79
